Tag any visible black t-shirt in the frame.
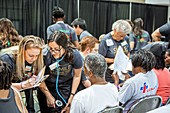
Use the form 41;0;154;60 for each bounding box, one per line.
159;23;170;42
43;48;83;104
0;54;34;81
0;88;21;113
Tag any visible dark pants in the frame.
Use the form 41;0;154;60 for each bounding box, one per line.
37;88;65;113
24;88;35;113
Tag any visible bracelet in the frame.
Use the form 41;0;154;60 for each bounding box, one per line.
21;83;24;89
70;93;75;96
115;85;119;89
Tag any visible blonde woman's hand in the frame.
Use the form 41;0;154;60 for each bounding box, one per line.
28;75;37;86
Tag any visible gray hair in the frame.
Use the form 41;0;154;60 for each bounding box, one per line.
84;53;107;78
112;19;131;34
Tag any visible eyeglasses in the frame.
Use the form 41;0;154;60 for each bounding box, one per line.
50;48;62;53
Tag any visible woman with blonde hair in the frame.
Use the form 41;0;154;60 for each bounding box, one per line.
0;35;44;113
0;18;20;48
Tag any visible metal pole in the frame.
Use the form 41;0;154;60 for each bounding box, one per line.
129;2;132;21
78;0;79;18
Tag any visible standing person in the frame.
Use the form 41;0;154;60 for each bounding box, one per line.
112;49;158;113
98;19;131;83
70;53;119;113
77;36;100;91
130;18;151;51
38;31;83;113
152;23;170;42
47;6;79;49
0;36;44;113
149;44;170;105
71;18;93;42
0;18;20;48
0;59;28;113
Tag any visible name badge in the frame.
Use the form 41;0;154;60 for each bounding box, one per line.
121;41;127;46
25;66;32;72
49;62;58;70
106;39;114;46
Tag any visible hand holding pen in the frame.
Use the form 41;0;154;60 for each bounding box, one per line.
21;74;37;89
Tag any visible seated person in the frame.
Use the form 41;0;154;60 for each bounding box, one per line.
70;53;119;113
165;49;170;71
0;60;28;113
149;44;170;105
112;49;158;113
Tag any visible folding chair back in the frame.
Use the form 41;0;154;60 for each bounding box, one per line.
99;106;123;113
128;95;162;113
165;96;170;105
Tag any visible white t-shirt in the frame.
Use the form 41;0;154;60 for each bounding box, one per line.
119;70;158;112
70;83;119;113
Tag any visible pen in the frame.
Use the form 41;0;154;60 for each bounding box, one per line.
25;74;31;79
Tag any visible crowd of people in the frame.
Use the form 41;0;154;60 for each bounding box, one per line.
0;6;170;113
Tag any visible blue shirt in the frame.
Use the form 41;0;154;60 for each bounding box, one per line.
80;30;93;41
98;32;131;83
47;21;78;42
159;23;170;42
130;30;151;50
43;48;83;103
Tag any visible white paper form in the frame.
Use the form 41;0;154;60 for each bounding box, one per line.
109;46;131;80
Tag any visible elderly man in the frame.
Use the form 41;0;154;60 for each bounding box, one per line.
70;53;119;113
112;49;158;113
99;19;131;83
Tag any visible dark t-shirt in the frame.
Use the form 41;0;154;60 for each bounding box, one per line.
43;48;83;104
77;55;87;91
0;88;21;113
130;30;151;50
98;32;131;83
0;54;34;81
47;21;78;42
0;54;16;74
159;23;170;42
79;30;93;42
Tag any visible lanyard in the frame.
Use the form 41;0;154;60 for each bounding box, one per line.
55;56;67;104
